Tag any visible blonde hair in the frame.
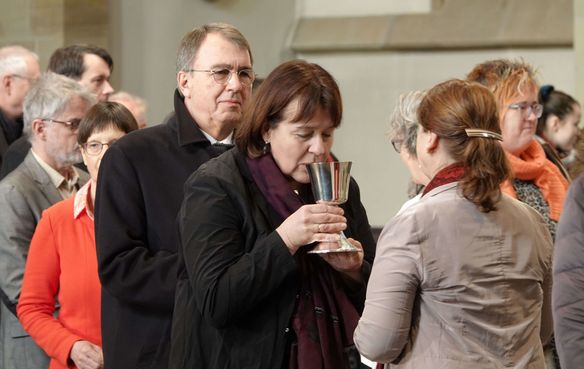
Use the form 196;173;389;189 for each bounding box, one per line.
466;59;539;119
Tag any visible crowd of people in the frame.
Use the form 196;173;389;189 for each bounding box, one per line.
0;21;582;369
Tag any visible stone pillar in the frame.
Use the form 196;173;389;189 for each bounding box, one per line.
0;0;109;69
576;0;584;104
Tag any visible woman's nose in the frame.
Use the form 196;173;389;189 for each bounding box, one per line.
309;135;326;156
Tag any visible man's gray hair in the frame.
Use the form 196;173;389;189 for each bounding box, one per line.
23;72;96;140
175;22;252;73
0;45;38;78
387;90;426;156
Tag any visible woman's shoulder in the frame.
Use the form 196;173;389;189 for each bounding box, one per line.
185;149;246;194
41;196;75;219
499;193;546;221
192;149;240;178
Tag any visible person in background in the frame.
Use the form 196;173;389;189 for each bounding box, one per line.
566;128;584;179
48;45;114;103
355;79;552;369
0;72;93;369
109;91;147;128
0;45;40;168
467;59;568;240
553;171;584;369
386;90;429;214
16;102;138;369
95;23;254;369
536;85;581;180
1;44;114;179
170;59;375;369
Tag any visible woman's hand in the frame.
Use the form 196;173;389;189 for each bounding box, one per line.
317;238;364;282
276;204;346;255
70;340;104;369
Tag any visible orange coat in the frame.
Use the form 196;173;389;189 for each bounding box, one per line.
17;183;101;369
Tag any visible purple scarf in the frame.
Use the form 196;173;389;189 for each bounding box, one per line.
246;154;361;369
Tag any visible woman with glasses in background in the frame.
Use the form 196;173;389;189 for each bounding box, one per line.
467;59;568;241
387;90;430;214
17;102;138;369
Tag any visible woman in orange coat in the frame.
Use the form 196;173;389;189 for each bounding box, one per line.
17;102;138;369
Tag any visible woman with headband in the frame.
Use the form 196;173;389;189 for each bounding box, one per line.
354;79;552;369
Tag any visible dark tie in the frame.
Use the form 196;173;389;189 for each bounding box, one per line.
209;142;234;157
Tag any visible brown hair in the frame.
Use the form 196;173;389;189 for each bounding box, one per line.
176;22;252;72
418;79;510;212
235;60;342;158
466;59;539;119
537;85;580;136
48;45;113;80
77;101;139;145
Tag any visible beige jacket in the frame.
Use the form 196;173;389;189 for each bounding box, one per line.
355;183;553;369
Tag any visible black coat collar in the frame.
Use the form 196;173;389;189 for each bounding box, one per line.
173;89;209;147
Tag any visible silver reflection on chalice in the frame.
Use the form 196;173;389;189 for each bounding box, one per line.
305;161;361;254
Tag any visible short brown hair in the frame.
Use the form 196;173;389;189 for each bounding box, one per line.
176;23;252;72
48;45;113;80
235;60;342;158
418;79;510;212
77;101;139;145
466;59;539;119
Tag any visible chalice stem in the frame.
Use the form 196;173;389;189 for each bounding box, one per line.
339;231;361;251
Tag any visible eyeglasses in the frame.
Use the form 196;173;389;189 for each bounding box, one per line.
507;102;543;118
391;139;403;153
42;118;82;131
81;140;118;156
11;74;37;84
187;68;255;86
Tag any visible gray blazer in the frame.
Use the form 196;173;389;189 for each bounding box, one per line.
0;151;89;369
355;183;553;369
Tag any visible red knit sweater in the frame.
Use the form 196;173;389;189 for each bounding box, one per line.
17;183;101;369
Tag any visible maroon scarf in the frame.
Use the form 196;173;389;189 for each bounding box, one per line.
247;154;361;369
422;163;464;196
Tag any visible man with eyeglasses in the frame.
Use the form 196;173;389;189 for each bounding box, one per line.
0;72;93;369
94;23;254;369
0;45;114;180
0;46;40;170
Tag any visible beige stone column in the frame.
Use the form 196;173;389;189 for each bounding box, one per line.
576;0;584;104
0;0;108;70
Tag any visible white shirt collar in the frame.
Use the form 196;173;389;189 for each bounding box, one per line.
30;149;80;198
199;129;234;145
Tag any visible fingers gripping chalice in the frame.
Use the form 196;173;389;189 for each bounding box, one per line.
306;161;361;254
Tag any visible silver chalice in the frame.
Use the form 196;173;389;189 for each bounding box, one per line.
305;161;361;254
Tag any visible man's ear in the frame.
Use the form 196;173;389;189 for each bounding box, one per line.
2;74;12;95
177;71;190;98
30;119;47;140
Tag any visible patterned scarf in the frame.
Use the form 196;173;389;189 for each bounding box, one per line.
246;153;361;369
501;140;568;221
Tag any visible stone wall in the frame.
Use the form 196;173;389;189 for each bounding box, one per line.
0;0;108;69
